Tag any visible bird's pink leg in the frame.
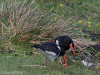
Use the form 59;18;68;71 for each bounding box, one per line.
51;62;55;70
58;57;63;64
45;58;48;67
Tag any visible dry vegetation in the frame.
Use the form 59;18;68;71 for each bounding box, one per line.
0;0;63;48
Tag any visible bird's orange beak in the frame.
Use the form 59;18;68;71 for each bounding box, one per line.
69;44;75;55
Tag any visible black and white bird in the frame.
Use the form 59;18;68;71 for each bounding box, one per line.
33;42;62;70
54;35;75;66
79;53;95;68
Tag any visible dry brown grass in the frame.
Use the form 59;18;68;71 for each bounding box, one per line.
0;0;64;51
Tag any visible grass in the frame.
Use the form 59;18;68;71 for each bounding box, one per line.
0;46;100;75
0;0;100;75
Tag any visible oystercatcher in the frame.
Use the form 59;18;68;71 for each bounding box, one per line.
54;35;75;66
33;42;61;70
79;53;95;68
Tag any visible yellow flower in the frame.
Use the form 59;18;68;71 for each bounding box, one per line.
88;25;91;27
88;22;90;24
96;24;98;25
85;22;86;23
78;21;81;23
60;4;63;7
55;18;57;20
96;67;99;68
88;17;91;19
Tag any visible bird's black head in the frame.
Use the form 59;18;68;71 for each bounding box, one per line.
79;53;86;60
33;44;40;48
55;35;75;54
64;36;75;54
62;35;74;48
68;40;74;47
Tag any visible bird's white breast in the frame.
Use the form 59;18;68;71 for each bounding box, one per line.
81;60;88;66
81;60;94;67
88;63;94;67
